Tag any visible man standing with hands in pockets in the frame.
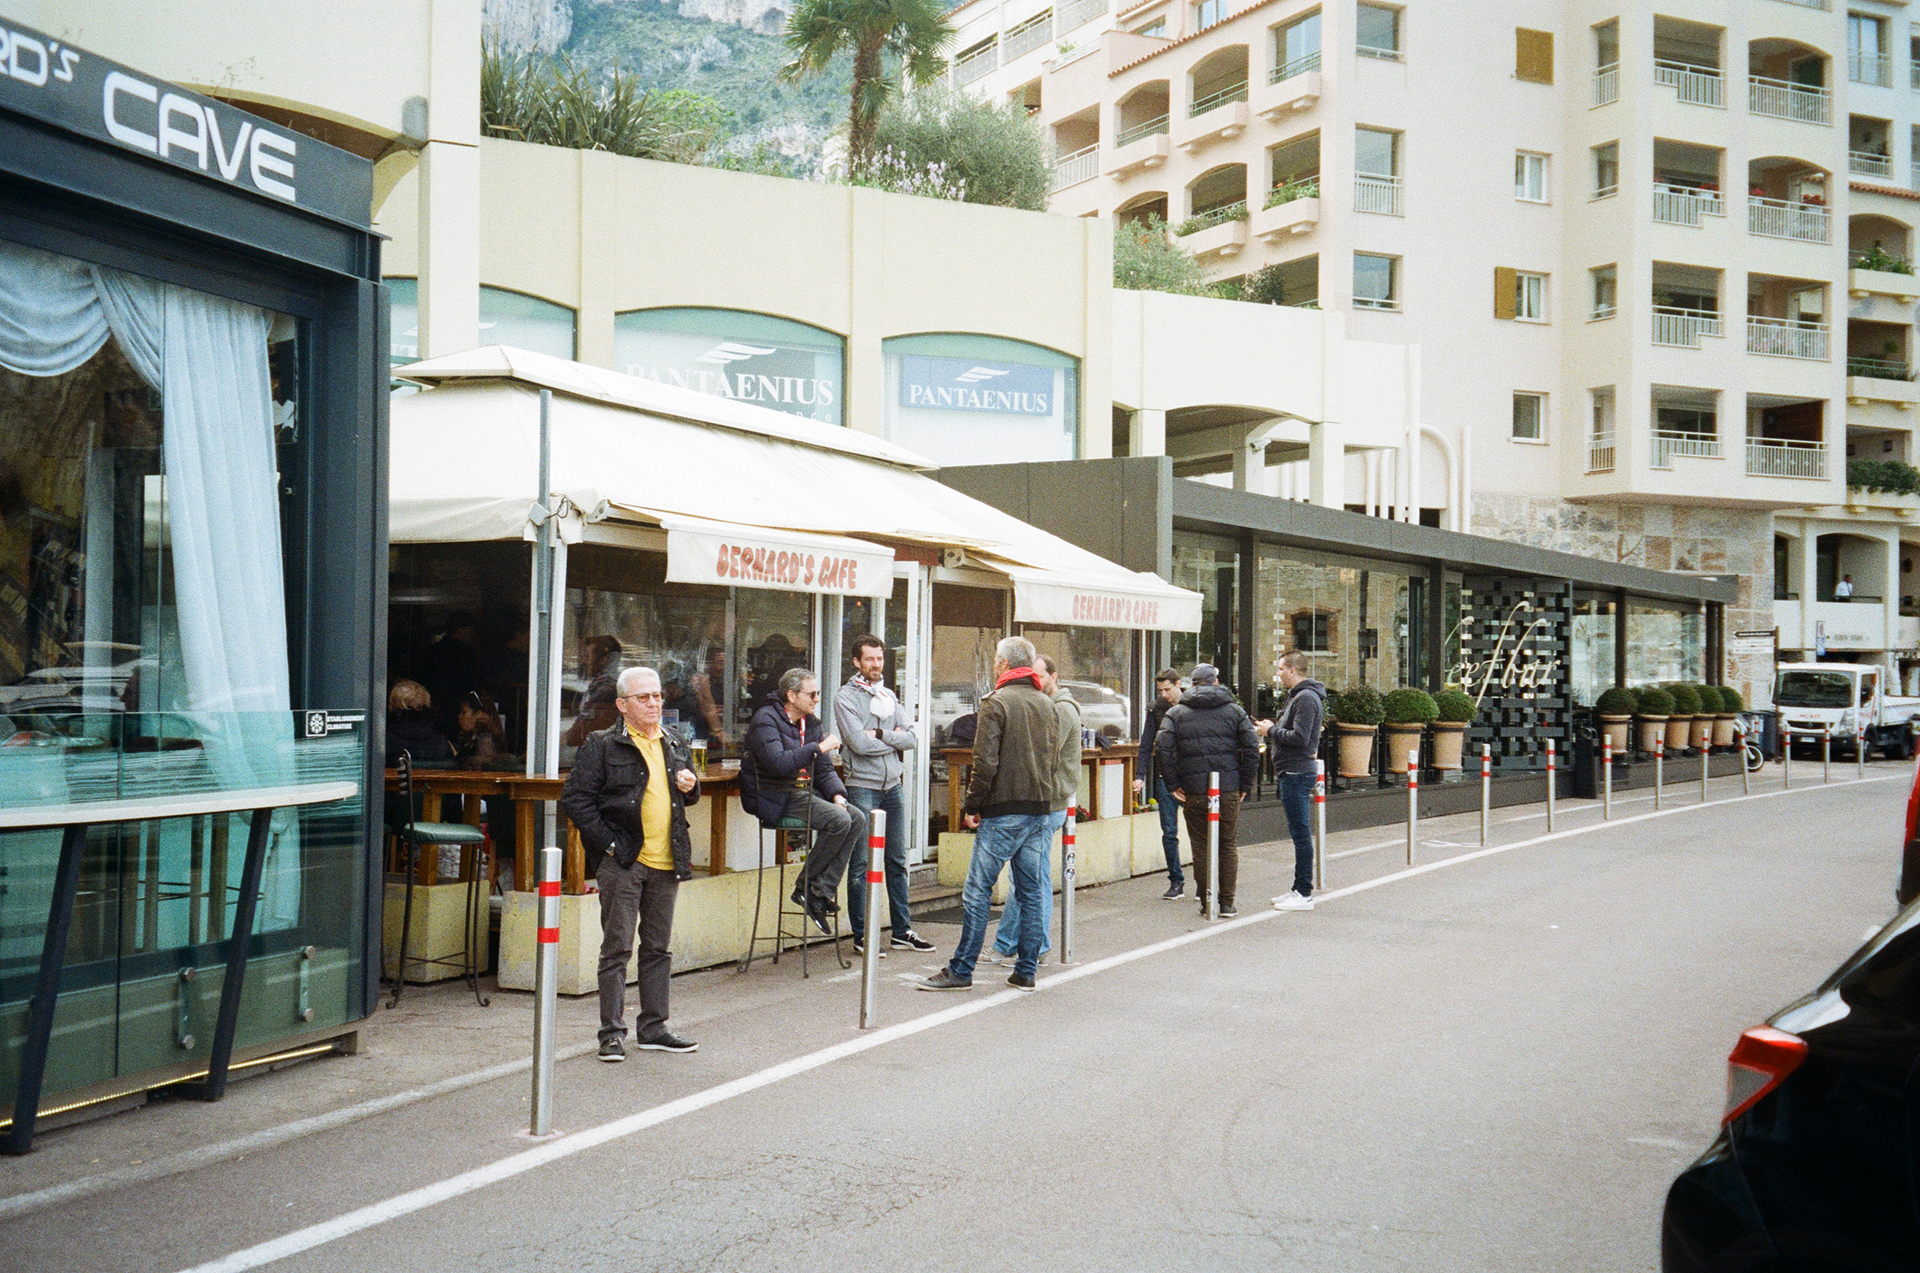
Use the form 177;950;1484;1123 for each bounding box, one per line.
834;634;935;955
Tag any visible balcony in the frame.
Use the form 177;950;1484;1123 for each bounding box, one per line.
1177;203;1249;259
1653;60;1726;108
1051;144;1098;191
1748;195;1831;244
1850;150;1893;178
954;41;999;86
1271;51;1320;84
1746;437;1827;477
1003;11;1054;61
1354;173;1403;216
1749;76;1832;125
1175;86;1248;152
1913;59;1920;91
1653;307;1723;348
1651;430;1721;467
1254;60;1321;118
1850;49;1892;88
1252;188;1319;240
1106;117;1170;176
1766;0;1828;8
1056;0;1104;34
1588;432;1616;473
1593;63;1619;107
1747;315;1829;360
1847;364;1919;409
1653;183;1724;226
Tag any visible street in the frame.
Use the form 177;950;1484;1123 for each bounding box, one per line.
2;764;1908;1273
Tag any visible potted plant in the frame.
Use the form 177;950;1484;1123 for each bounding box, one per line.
1704;684;1736;747
1431;688;1476;770
1715;685;1745;748
1328;683;1385;778
1381;687;1438;775
1635;685;1674;753
1664;682;1702;752
1684;683;1715;751
1594;686;1637;754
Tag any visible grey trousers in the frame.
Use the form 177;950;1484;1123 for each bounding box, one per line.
596;857;678;1044
785;790;865;907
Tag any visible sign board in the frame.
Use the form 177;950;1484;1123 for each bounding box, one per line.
0;20;371;223
665;523;892;599
898;355;1054;416
615;316;844;425
1727;637;1775;656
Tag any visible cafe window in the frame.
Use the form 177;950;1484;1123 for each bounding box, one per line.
882;334;1078;467
1569;592;1617;706
1253;544;1415;714
1626;598;1704;687
615;308;846;426
930;583;1008;749
1172;537;1239;689
1023;625;1133;742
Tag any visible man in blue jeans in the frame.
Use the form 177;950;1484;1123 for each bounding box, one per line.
833;634;936;956
1264;651;1325;912
1132;669;1187;899
988;653;1078;964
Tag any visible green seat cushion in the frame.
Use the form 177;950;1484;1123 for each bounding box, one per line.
776;817;809;830
404;821;487;845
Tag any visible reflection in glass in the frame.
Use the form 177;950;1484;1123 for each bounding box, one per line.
1626;600;1704;685
616;308;845;426
1569;593;1617;705
1171;539;1238;685
1024;625;1131;741
479;286;577;359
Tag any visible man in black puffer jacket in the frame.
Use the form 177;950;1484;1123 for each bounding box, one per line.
1154;662;1260;916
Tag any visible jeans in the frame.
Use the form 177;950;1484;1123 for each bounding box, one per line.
784;790;866;908
993;810;1063;958
1278;771;1315;898
845;784;912;937
948;813;1053;982
596;858;678;1043
1180;788;1240;908
1154;777;1183;886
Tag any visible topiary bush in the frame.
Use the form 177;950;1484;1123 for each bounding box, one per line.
1328;682;1385;727
1595;686;1638;716
1433;688;1477;722
1665;683;1703;715
1636;686;1675;716
1381;687;1439;723
1718;684;1744;712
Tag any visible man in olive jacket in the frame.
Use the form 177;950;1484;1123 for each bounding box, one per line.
561;666;701;1061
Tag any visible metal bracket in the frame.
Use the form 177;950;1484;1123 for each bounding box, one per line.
176;968;197;1051
297;945;315;1022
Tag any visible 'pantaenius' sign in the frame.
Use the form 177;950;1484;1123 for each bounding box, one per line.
899;355;1054;416
0;21;371;224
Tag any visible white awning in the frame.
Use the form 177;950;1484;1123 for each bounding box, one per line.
998;564;1203;632
659;515;893;599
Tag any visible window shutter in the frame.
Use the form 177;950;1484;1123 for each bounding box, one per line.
1494;267;1518;319
1516;29;1554;84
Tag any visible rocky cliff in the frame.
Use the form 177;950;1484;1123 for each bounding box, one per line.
485;0;574;53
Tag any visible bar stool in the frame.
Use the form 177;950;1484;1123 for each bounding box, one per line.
385;751;492;1008
738;814;849;977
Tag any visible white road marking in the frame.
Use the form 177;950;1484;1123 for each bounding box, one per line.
163;770;1904;1273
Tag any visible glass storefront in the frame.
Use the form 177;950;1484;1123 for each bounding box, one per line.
929;583;1006;750
883;334;1078;467
386;279;578;371
1024;625;1133;740
1626;599;1705;686
615;308;845;426
1569;592;1618;705
1171;537;1239;687
1252;546;1416;710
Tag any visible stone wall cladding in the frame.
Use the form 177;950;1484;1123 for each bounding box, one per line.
1470;495;1775;708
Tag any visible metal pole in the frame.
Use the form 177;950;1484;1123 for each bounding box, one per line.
1602;735;1613;819
1406;750;1419;865
1059;808;1076;964
1206;772;1220;922
530;844;560;1137
1479;743;1491;847
1545;738;1556;833
1700;732;1710;804
1858;722;1867;780
530;389;558;856
1312;758;1326;892
1654;736;1664;810
860;812;883;1027
1784;731;1793;789
1739;724;1751;796
1823;723;1831;783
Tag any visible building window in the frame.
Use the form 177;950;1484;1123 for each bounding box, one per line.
1356;4;1401;60
1590;264;1617;320
1589;387;1616;471
1195;0;1226;31
1493;267;1546;320
1848;13;1889;87
480;286;577;360
1292;611;1332;652
1136;19;1167;36
1591;141;1618;198
1353;252;1399;310
1516;27;1554;84
1274;11;1321;79
1515;151;1548;202
1512;392;1546;441
614;308;846;425
881;332;1079;467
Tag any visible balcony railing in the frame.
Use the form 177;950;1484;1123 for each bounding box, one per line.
1913;59;1920;90
1353;294;1400;311
1653;60;1725;107
1850;49;1892;87
1003;11;1055;61
1766;0;1827;8
1271;50;1321;83
1593;63;1619;106
1176;200;1247;235
1357;44;1402;62
1747;315;1830;360
1051;143;1098;191
1652;307;1723;348
1115;114;1170;147
1748;195;1831;244
1588;433;1616;473
1747;437;1826;478
1848;355;1915;380
954;42;999;85
1057;0;1105;35
1850;150;1893;178
1653;183;1723;225
1355;173;1403;215
1652;430;1721;467
1190;80;1249;117
1749;75;1832;125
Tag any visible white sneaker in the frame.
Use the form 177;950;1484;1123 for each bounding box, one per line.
1271;892;1315;912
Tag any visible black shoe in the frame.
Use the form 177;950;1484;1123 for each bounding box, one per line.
801;896;834;936
1007;972;1036;992
597;1037;626;1063
891;930;937;952
1219;903;1239;918
635;1032;698;1053
852;937;885;958
1161;883;1185;900
916;968;973;991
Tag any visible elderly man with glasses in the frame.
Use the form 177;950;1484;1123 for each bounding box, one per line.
561;666;701;1062
741;666;866;935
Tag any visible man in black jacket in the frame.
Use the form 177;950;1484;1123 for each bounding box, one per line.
1131;669;1187;900
1264;651;1326;913
561;666;701;1062
741;667;865;935
1154;662;1260;917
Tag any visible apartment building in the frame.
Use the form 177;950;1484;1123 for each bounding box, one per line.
945;0;1920;703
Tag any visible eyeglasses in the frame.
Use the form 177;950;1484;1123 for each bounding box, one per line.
621;692;665;702
796;690;821;700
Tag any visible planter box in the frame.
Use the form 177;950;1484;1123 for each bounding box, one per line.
1180;217;1248;259
1251;196;1319;241
1849;267;1920;302
1845;375;1917;408
936;810;1173;901
382;879;489;983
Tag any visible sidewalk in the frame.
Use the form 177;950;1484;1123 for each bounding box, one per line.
3;757;1902;1216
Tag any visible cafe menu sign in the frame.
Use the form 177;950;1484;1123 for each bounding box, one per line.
665;523;892;599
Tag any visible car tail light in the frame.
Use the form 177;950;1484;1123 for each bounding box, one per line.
1724;1026;1808;1124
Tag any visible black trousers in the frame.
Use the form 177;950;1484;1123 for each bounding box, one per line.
597;858;678;1043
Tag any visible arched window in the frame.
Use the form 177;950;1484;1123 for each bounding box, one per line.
614;308;845;425
882;333;1079;466
480;286;577;360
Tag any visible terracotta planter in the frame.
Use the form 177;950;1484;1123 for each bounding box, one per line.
1637;715;1669;752
1597;714;1632;755
1430;721;1468;769
1712;714;1736;748
1335;723;1378;778
1664;715;1692;752
1689;715;1713;751
1383;723;1425;774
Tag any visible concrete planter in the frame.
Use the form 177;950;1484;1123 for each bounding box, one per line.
1383;723;1425;774
382;879;489;983
1637;715;1669;752
1598;714;1632;754
1335;723;1378;778
1689;715;1713;750
1430;722;1468;769
1712;714;1737;747
1664;715;1692;752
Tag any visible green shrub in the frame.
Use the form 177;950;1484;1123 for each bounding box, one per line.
1381;687;1439;723
1113;216;1214;296
1328;682;1385;728
481;42;727;163
1262;177;1319;210
1718;684;1744;712
1171;201;1249;236
1433;688;1477;722
1595;686;1638;716
1847;458;1920;495
1853;243;1914;275
869;85;1048;209
1664;683;1703;715
1635;686;1675;716
1240;261;1317;307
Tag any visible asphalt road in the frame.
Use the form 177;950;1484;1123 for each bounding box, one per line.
4;768;1908;1273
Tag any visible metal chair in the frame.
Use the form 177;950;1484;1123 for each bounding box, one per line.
385;750;491;1007
738;813;849;978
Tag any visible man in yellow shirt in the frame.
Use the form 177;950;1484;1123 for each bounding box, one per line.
561;666;702;1061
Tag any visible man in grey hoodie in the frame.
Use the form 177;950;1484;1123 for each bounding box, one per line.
833;634;935;954
1263;651;1325;912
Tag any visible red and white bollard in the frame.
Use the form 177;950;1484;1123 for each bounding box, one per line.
1654;736;1665;810
860;811;884;1029
530;844;561;1137
1312;758;1327;891
1545;737;1556;832
1206;771;1220;921
1406;749;1419;866
1059;808;1076;964
1602;735;1614;820
1479;744;1491;847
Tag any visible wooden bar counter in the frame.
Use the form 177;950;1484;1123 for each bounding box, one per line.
941;747;1137;822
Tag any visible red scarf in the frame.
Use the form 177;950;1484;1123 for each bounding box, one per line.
995;667;1046;691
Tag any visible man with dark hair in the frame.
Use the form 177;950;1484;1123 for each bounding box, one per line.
1132;668;1187;899
1154;663;1260;917
834;634;934;955
1265;650;1326;913
741;667;865;935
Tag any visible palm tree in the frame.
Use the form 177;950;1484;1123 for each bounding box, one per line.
782;0;955;175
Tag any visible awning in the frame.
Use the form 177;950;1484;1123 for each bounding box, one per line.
997;564;1203;632
659;514;893;599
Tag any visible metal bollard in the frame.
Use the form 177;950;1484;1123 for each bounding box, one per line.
1059;808;1076;964
1654;737;1664;810
1602;735;1613;820
1858;726;1867;780
1784;732;1793;789
859;811;884;1029
1206;771;1220;922
1479;743;1491;847
1823;724;1831;784
1406;750;1419;866
1700;734;1710;805
529;844;561;1137
1738;725;1750;796
1545;738;1556;832
1312;758;1326;892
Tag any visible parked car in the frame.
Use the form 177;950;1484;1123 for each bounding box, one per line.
1059;679;1130;741
1662;762;1920;1270
1773;663;1920;760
